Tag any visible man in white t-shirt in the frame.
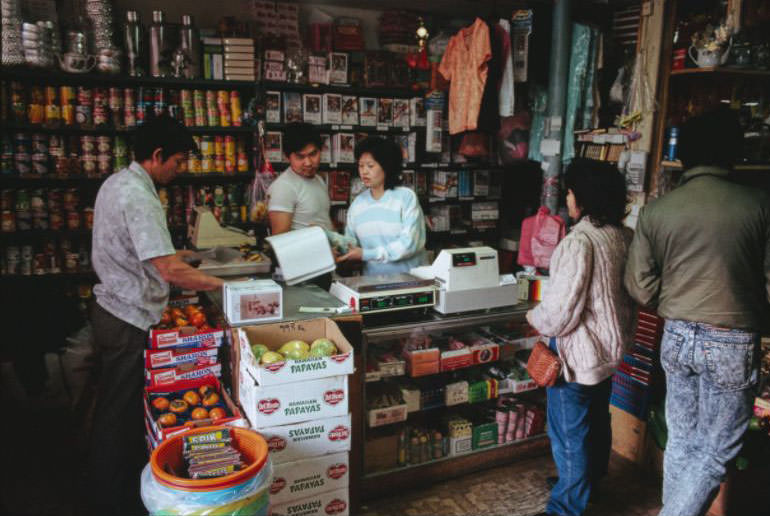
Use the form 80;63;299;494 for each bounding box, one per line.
267;122;333;234
267;123;335;288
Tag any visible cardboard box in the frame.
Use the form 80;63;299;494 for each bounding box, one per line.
403;348;440;377
238;318;354;387
146;362;222;387
260;414;351;465
610;404;647;463
440;348;473;372
376;357;405;377
448;436;472;456
499;377;538;394
270;451;349;504
367;403;408;427
143;376;246;443
365;433;398;473
223;279;282;325
239;372;348;428
472;422;497;449
471;341;500;365
144;347;219;370
270;487;349;516
400;385;421;412
148;325;224;350
445;381;469;406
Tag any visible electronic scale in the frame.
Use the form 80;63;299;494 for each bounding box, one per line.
410;246;518;314
329;274;436;314
189;206;254;249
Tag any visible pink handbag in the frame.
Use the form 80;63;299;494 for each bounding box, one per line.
517;206;566;269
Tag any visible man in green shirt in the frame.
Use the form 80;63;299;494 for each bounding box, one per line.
625;107;770;516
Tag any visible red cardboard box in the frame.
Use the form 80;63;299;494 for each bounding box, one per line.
403;348;440;377
145;362;222;387
143;375;246;444
145;347;219;370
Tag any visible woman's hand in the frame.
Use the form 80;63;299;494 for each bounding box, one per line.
336;246;363;263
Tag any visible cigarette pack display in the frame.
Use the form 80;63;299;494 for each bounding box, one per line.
320;134;332;164
323;93;342;124
377;98;393;126
303;94;322;125
265;91;281;123
308;55;328;84
359;97;377;126
328;52;349;84
282;92;302;123
341;95;358;125
265;131;283;163
410;97;426;126
392;99;410;129
264;50;285;63
333;133;355;163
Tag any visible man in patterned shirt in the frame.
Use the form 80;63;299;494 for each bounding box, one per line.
86;115;223;515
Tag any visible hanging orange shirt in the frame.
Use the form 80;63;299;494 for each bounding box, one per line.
438;18;492;135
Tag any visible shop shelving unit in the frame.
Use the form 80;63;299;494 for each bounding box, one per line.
358;304;549;500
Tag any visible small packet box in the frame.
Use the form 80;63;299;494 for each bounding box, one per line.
223;279;283;325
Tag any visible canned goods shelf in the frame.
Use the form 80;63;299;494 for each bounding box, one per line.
1;67;257;90
0;271;97;281
0;229;92;240
5;122;254;135
0;173;254;187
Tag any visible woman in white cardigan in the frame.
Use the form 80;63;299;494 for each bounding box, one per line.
528;159;635;516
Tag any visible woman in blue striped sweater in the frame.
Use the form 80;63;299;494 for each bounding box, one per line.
336;137;428;276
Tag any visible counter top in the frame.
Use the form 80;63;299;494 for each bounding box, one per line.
206;283;348;326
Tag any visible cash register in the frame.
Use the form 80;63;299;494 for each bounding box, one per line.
410;246;518;314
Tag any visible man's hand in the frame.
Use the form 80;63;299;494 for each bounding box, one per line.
336;246;363;263
176;249;202;267
151;254;223;291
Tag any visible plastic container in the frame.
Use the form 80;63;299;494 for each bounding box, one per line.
141;426;271;515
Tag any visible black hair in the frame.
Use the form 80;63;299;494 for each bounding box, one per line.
355;137;402;190
564;158;627;228
678;106;742;169
283;122;323;156
134;114;196;162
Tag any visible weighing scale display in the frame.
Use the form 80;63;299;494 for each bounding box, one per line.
452;252;477;267
359;291;434;312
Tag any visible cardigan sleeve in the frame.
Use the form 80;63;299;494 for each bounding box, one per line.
526;234;593;337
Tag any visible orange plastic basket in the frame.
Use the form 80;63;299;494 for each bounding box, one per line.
150;426;268;492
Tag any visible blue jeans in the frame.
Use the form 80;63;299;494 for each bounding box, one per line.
659;319;759;516
546;339;612;516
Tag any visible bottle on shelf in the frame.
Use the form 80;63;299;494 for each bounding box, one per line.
124;11;144;77
149;10;169;78
179;15;201;79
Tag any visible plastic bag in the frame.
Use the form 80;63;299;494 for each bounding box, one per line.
140;460;271;516
517;206;566;269
249;122;277;223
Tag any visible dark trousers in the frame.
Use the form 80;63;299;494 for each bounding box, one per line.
545;339;612;516
85;302;148;515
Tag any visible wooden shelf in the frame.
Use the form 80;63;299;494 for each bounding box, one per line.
260;80;420;99
0;172;254;187
1;66;257;89
1;271;96;281
4;122;254;135
671;66;770;77
660;160;770;171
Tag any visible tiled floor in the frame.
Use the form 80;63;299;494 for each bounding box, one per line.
1;353;664;516
360;452;662;516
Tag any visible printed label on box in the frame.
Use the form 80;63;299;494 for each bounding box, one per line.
260;414;351;464
145;347;219;370
242;372;349;427
270;451;349;504
270;487;349;516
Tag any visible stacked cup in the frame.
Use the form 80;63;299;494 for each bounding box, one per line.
1;0;24;65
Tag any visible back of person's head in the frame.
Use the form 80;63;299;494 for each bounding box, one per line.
283;122;323;156
564;158;628;227
678;106;742;169
355;137;403;190
134;114;196;162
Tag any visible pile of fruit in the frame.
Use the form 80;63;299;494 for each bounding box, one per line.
250;338;339;365
150;384;230;428
156;304;213;331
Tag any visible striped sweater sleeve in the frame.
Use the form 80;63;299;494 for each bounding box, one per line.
361;189;426;263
